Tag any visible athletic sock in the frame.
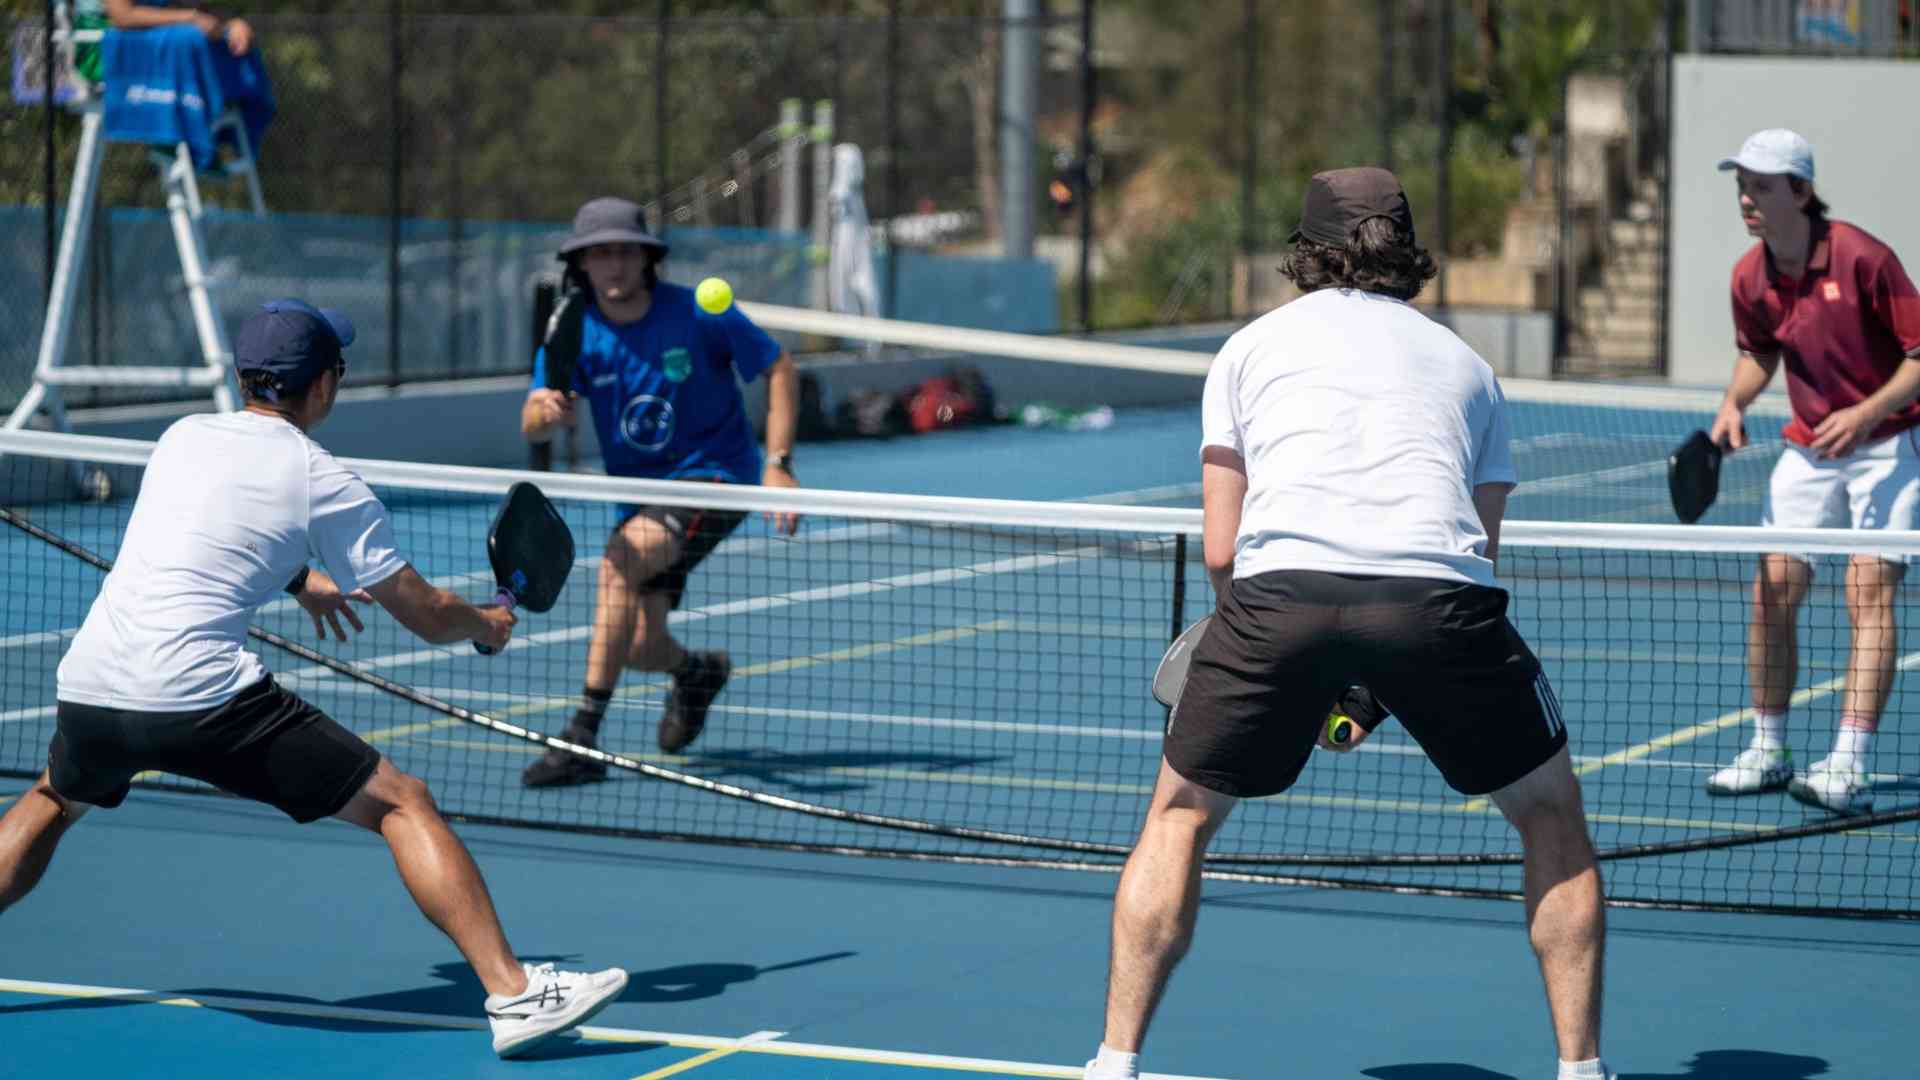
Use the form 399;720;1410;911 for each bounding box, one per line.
1557;1058;1611;1080
573;687;613;738
1087;1045;1138;1079
1751;708;1788;752
1830;718;1875;772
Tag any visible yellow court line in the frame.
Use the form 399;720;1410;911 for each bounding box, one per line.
357;617;1016;744
3;978;1218;1079
1458;648;1920;814
630;1047;742;1079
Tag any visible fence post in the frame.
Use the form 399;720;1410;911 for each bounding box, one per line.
1379;0;1394;170
1076;0;1096;332
655;0;670;236
1240;0;1256;260
885;2;901;316
387;0;402;389
1433;0;1451;309
43;0;56;307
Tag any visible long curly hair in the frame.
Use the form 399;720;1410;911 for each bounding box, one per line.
1280;216;1439;301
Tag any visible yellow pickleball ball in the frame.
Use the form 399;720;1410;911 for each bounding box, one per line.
696;277;734;314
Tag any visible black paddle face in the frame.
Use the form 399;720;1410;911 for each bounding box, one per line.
487;482;574;613
1668;429;1722;524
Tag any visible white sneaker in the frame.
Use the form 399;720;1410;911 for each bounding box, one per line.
1704;747;1793;796
1788;756;1874;815
485;961;629;1058
1084;1062;1139;1080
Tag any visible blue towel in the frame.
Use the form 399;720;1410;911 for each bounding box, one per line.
100;24;275;171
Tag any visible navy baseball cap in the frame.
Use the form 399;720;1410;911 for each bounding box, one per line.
233;299;356;395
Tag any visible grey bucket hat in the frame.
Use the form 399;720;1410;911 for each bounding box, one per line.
556;197;669;261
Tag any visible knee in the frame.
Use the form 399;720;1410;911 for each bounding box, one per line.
1845;559;1903;615
387;771;438;817
1508;780;1593;854
1752;559;1808;619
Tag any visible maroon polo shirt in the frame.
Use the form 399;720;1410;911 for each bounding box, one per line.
1731;219;1920;447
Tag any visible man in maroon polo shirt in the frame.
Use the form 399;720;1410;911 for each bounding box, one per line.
1705;129;1920;814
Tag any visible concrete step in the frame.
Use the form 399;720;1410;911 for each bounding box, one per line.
1578;288;1657;318
1600;266;1659;292
1587;334;1658;362
1559;352;1663;379
1583;312;1659;340
1610;219;1660;247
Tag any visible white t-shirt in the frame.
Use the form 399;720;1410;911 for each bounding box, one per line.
1201;288;1517;589
57;411;408;711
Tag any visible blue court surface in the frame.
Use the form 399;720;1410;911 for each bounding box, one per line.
4;396;1919;1078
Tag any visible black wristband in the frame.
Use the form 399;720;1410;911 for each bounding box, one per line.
767;450;795;475
285;566;311;596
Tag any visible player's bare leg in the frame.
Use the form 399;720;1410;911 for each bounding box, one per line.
586;516;681;690
525;517;680;786
338;759;526;997
1841;556;1902;721
1490;747;1605;1065
1100;758;1237;1056
0;773;89;914
1750;554;1812;714
626;589;685;673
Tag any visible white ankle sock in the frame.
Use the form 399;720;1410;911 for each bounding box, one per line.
1751;709;1788;751
1088;1044;1139;1079
1558;1058;1611;1080
1830;724;1873;771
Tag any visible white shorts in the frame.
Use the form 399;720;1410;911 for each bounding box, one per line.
1762;430;1920;561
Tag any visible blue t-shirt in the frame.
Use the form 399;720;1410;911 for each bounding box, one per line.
531;282;783;483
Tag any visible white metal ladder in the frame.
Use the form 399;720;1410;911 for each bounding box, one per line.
7;3;267;439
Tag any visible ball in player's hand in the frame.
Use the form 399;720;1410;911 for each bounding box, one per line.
696;277;734;314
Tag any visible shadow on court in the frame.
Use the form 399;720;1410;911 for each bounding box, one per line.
0;951;856;1030
681;749;1001;796
1362;1050;1831;1080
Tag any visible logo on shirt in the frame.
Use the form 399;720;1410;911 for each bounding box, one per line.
592;372;617;388
662;347;692;383
618;395;676;452
1823;281;1843;301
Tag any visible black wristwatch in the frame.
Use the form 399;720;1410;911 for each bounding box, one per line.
767;450;795;475
285;566;311;596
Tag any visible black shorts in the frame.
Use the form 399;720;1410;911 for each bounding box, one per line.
620;504;748;610
1166;570;1567;798
47;677;381;823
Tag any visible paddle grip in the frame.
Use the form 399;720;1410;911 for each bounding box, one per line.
473;588;518;656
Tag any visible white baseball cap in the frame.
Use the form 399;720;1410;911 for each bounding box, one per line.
1717;128;1815;181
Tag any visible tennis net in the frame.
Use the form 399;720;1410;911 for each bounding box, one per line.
4;428;1918;919
742;302;1794;526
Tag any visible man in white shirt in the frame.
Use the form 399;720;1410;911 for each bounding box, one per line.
1083;170;1614;1080
0;299;627;1058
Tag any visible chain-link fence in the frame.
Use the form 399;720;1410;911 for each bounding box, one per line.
5;3;1685;416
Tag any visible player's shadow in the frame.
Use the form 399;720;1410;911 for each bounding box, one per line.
1362;1051;1830;1080
0;951;855;1055
678;749;997;796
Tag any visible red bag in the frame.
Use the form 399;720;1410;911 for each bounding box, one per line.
903;376;978;433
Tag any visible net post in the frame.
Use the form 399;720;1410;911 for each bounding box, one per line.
1170;533;1188;644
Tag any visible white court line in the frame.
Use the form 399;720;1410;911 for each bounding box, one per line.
271;545;1107;684
0;976;1226;1080
0;628;76;650
1082;482;1201;506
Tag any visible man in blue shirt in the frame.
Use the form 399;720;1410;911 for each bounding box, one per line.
519;197;800;787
